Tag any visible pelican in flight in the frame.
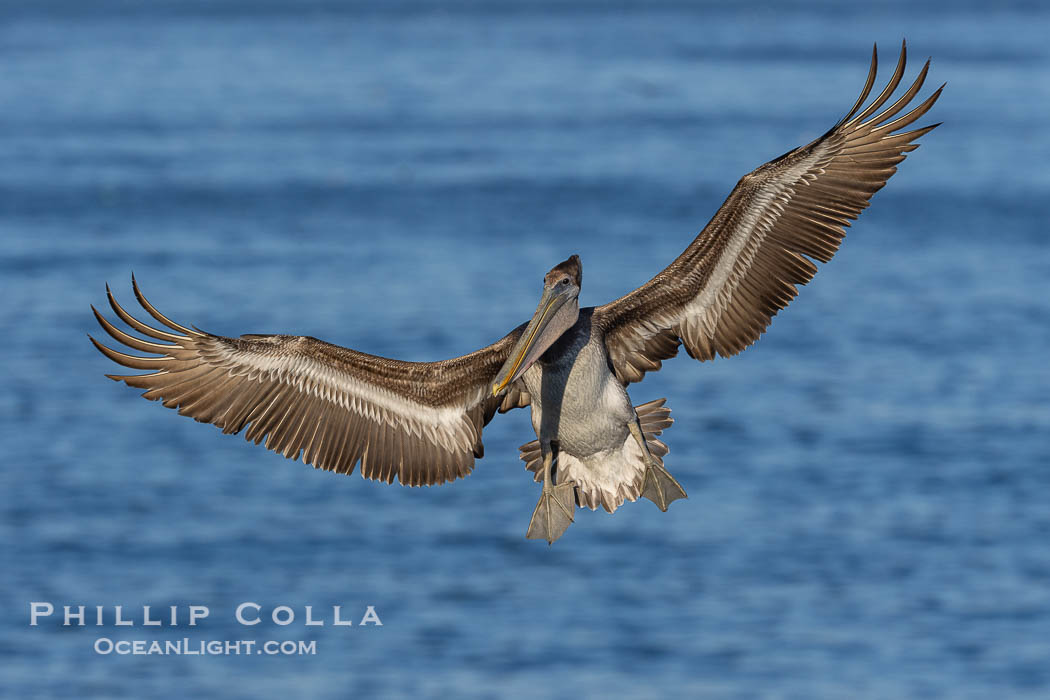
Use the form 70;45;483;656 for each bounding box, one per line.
92;43;940;543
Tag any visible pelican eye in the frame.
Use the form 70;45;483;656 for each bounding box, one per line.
561;278;570;286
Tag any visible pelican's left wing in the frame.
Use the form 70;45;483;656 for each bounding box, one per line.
91;279;529;486
594;41;942;384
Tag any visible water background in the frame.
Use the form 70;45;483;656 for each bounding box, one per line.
3;1;1049;697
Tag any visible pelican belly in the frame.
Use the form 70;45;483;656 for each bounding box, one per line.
554;433;647;512
520;311;663;512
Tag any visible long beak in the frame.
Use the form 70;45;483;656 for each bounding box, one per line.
492;287;569;396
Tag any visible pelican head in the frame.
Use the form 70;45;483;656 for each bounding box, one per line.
492;255;582;396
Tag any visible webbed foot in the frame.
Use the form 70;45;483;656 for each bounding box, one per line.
641;460;687;512
526;482;576;544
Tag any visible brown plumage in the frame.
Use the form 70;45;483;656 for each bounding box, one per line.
597;42;941;383
91;41;940;539
92;278;530;486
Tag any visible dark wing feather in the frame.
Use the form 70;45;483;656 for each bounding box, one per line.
91;277;528;486
595;41;942;383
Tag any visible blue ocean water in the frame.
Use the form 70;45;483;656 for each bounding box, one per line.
3;1;1048;697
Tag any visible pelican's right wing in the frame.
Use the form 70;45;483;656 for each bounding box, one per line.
595;41;942;384
91;278;529;486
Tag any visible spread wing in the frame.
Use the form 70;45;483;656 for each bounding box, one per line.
91;278;531;486
595;41;942;385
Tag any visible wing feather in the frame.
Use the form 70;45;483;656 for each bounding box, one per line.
596;41;941;382
91;279;528;486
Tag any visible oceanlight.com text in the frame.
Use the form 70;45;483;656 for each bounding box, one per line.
94;638;317;656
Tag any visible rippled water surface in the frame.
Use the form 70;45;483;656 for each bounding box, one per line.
3;1;1049;697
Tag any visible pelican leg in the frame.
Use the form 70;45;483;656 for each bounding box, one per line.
629;420;687;512
526;442;575;544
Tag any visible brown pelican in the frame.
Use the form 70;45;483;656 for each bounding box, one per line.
91;42;941;543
